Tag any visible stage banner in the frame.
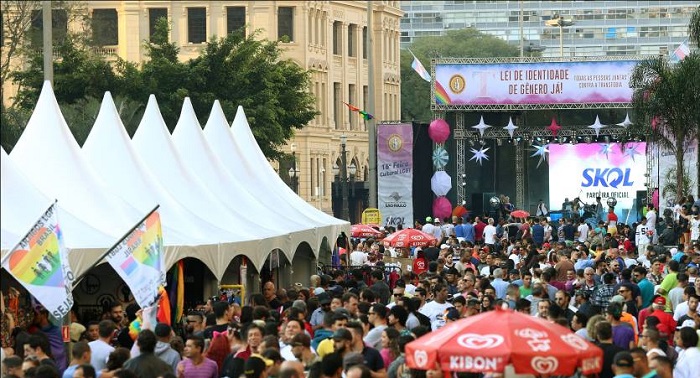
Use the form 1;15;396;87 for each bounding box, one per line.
378;123;414;228
1;203;74;319
106;209;165;308
549;143;647;222
434;60;637;107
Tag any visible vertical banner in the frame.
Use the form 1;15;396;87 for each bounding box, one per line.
106;209;165;308
378;123;414;227
654;140;698;212
1;203;74;319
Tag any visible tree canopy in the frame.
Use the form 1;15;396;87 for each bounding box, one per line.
400;28;521;122
4;17;318;160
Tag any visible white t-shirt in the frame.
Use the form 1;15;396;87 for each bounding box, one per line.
577;224;589;242
419;300;453;330
422;223;436;237
89;339;115;374
689;218;700;241
483;225;497;245
350;250;368;266
636;224;650;245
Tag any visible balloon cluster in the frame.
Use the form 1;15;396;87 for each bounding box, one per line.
429;119;452;219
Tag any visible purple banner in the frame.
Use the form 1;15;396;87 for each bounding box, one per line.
435;60;637;107
378;124;414;228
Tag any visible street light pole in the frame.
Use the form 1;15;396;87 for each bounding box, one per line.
340;135;350;221
288;143;299;194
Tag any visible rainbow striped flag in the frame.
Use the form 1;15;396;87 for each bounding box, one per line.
1;203;74;319
106;208;165;308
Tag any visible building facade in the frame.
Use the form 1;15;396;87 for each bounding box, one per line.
400;1;696;57
2;1;403;218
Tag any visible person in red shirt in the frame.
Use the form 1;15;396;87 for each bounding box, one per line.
413;249;427;276
646;296;676;344
474;217;486;244
607;208;619;235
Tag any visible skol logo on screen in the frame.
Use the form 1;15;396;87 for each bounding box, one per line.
581;168;634;188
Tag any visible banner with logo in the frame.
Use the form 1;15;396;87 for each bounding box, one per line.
434;59;637;108
106;209;165;308
549;143;647;222
653;140;698;212
378;123;414;227
1;203;74;319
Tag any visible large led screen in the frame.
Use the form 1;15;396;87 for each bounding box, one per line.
549;143;646;222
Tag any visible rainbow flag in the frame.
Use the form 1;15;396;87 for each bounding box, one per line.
106;208;165;308
343;102;374;121
1;203;74;319
435;81;452;105
343;102;360;112
167;260;184;324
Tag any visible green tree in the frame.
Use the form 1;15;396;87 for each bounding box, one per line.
400;28;521;122
629;54;700;201
690;6;700;46
186;29;317;159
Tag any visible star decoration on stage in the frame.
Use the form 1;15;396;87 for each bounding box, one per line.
471;116;492;138
588;115;605;137
599;143;614;159
530;144;549;168
469;146;490;165
624;144;642;161
547;118;561;137
503;117;518;138
616;113;633;128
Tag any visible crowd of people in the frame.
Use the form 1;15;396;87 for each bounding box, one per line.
2;200;700;378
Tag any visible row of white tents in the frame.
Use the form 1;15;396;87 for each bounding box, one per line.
1;81;349;280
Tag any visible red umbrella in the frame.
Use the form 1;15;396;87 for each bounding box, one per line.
351;224;382;238
382;228;436;248
405;307;603;376
510;209;530;218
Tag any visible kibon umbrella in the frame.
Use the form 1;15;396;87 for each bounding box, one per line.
351;224;382;238
510;209;530;219
382;228;436;248
405;307;603;376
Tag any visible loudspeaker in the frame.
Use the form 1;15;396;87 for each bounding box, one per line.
471;192;497;218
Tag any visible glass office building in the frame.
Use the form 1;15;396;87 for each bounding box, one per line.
400;1;697;57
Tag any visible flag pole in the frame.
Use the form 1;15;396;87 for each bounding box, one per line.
0;200;58;267
72;204;160;289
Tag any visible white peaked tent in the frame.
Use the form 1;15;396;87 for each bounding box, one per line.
0;149;116;274
178;100;321;264
224;106;349;243
81;92;232;274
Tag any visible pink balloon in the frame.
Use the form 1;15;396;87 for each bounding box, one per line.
429;119;451;143
433;196;452;219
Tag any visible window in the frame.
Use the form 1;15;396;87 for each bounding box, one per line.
348;24;356;57
348;84;356;129
226;6;245;35
363;27;368;58
29;9;68;48
92;9;118;46
333;82;341;129
278;7;294;41
148;8;167;42
333;21;342;55
188;7;206;44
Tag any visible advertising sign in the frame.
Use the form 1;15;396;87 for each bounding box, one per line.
549;143;647;222
434;59;637;108
378;124;414;228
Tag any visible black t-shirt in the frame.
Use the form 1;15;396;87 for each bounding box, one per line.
361;346;385;371
423;247;439;262
597;342;624;378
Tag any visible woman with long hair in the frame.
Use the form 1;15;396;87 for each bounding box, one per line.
480;294;495;312
380;327;401;369
204;332;229;375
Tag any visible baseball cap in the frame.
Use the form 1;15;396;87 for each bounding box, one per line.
332;328;353;341
610;295;625;304
676;319;696;330
613;351;634;368
317;292;331;305
425;216;432;223
245;355;272;378
653;297;666;306
314;287;326;296
441;244;450;249
434;218;440;223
